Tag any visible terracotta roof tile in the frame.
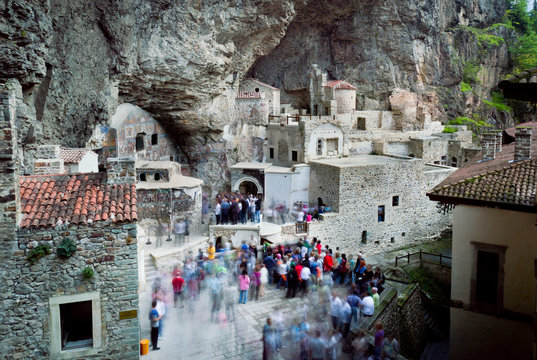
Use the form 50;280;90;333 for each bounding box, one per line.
19;173;137;229
324;79;357;90
428;158;537;211
59;148;96;164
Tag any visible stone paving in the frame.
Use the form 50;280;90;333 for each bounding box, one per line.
139;278;354;360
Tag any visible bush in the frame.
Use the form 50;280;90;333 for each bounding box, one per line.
81;266;94;279
27;243;51;263
443;126;458;133
57;238;77;259
460;81;472;93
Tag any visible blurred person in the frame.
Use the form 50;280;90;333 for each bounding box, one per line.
172;271;185;308
238;269;250;304
263;318;276;360
260;264;268;297
223;280;238;322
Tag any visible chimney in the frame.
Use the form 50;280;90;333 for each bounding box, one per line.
514;126;532;161
491;129;502;153
106;157;135;184
481;133;496;161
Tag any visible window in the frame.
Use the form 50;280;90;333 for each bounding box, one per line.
392;196;399;207
151;134;158;145
357;117;366;130
50;292;101;358
269;148;274;159
441;155;447;165
402;232;406;237
317;139;323;156
451;157;458;167
135;133;145;151
154;172;161;181
361;231;367;244
139;173;146;182
471;242;506;307
60;301;93;350
391;237;395;243
378;205;385;222
292;151;298;162
255;87;259;92
281;108;285;114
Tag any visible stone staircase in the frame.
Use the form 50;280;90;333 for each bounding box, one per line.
144;253;159;290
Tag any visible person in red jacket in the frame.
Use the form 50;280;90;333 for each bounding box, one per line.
323;249;333;273
172;273;185;308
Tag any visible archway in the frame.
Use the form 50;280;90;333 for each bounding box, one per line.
232;176;263;194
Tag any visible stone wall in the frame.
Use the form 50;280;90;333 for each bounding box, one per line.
397;283;427;358
307;156;454;255
265;124;304;165
106;157;136;185
33;158;65;175
335;89;356;114
237;97;270;124
4;222;140;359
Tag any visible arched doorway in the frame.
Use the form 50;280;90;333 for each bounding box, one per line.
239;180;258;195
232;176;263;195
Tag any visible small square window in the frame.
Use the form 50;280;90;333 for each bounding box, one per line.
135;133;145;151
378;205;385;222
292;151;298;162
392;196;399;206
151;134;158;145
269;148;274;159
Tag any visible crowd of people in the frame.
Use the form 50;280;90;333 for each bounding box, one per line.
147;236;398;359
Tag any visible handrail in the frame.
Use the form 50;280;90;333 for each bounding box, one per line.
395;250;451;267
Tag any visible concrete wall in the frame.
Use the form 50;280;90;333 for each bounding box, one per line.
451;205;537;314
265;165;310;210
78;152;99;173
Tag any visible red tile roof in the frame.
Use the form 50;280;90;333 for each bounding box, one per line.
19;173;137;229
59;148;94;164
428;158;537;212
503;121;537;143
324;80;357;90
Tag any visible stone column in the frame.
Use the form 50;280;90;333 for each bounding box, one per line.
514;127;532;161
491;129;502;153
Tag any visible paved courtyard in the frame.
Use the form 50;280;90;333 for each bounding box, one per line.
139;275;354;360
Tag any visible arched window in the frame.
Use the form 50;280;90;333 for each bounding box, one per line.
139;173;146;181
136;133;145;151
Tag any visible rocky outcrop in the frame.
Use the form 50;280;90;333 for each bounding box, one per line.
0;0;512;192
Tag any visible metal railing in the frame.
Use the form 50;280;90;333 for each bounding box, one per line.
395;250;451;267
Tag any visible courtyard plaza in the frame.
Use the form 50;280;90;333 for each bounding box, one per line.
139;271;362;360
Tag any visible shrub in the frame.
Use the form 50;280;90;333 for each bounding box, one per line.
81;266;94;279
57;238;77;259
27;243;51;263
443;126;458;133
460;81;472;93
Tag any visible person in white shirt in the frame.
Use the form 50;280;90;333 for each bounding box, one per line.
300;265;311;294
329;291;342;330
214;202;221;225
259;264;268;296
361;291;375;317
338;301;352;337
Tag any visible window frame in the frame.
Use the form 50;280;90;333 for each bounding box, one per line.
49;291;102;359
470;242;506;310
377;205;385;223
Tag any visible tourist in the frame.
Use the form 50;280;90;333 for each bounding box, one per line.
374;322;385;359
286;263;299;298
347;288;362;328
240;196;248;224
308;329;325;360
238;269;250;304
329;290;342;330
209;274;223;322
154;292;167;339
230;199;239;224
326;329;341;360
221;199;230;224
249;195;256;223
339;299;352;338
315;239;322;254
374;267;386;294
262;318;276;360
255;195;262;222
223;279;237;322
259;264;268;297
300;260;311;294
323;249;333;273
149;300;162;351
276;256;287;290
249;265;261;301
264;252;275;284
371;287;380;307
337;253;347;285
352;330;369;359
172;271;185;308
386;334;400;356
214;201;221;224
361;291;375;318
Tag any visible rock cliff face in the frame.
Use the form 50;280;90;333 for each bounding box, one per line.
1;0;511;189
